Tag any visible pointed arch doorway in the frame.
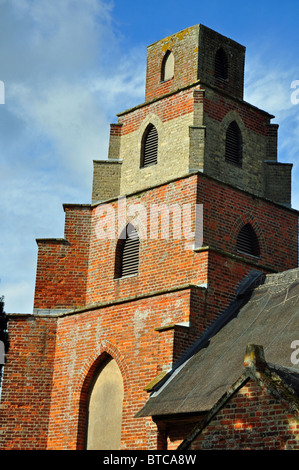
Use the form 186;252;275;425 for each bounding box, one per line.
86;356;124;450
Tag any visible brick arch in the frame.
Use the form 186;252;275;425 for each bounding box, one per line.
221;110;246;132
74;340;130;449
231;215;266;258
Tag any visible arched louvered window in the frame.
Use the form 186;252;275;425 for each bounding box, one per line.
114;224;140;278
215;48;228;81
161;50;174;82
141;124;158;168
237;224;260;257
225;121;242;166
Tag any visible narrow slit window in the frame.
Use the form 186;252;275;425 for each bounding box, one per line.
237;224;260;257
115;224;140;278
215;48;228;81
161;50;174;82
141;124;158;168
225;121;242;166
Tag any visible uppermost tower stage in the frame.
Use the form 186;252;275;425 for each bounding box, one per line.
92;24;292;209
145;24;245;102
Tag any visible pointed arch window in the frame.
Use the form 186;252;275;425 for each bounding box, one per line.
141;124;158;168
114;223;140;279
86;356;124;450
225;121;243;166
161;50;174;82
237;224;260;257
215;48;228;81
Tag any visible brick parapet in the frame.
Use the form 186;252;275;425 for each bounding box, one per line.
33;204;92;310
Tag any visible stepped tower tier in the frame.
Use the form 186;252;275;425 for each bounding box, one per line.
93;24;292;208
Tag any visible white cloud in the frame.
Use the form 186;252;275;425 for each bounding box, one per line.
5;2;298;316
0;0;146;313
244;52;299;209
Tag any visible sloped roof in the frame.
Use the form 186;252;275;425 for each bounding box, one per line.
137;268;299;418
177;344;299;450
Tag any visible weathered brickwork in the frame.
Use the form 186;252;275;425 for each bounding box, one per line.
32;172;298;315
0;315;57;449
264;161;292;207
92;160;122;203
0;24;298;450
95;29;291;204
197;174;298;272
202;88;291;204
145;24;245;103
117;90;195;195
45;289;198;450
145;25;200;103
189;379;299;450
34;204;91;312
161;378;299;450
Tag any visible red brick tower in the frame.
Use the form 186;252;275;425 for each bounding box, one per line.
0;25;297;450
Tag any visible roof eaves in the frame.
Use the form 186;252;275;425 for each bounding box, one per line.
139;270;265;405
177;344;299;450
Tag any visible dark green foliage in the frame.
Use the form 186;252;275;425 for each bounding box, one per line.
0;297;9;377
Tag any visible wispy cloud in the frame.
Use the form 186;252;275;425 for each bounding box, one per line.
3;1;297;314
0;0;145;313
244;51;299;208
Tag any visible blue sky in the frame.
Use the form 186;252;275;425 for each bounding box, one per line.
1;0;299;313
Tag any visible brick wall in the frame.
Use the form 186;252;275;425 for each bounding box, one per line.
197;174;298;273
1;24;298;451
0;315;57;449
43;289;197;450
197;25;245;100
92;160;122;203
92;23;290;205
145;24;245;103
94;83;291;206
264;161;292;207
34;204;91;312
117;88;195;195
8;170;293;450
202;88;286;202
145;25;200;103
189;378;299;450
33;172;298;314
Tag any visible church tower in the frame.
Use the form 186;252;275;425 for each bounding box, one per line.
92;24;291;207
0;25;298;451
